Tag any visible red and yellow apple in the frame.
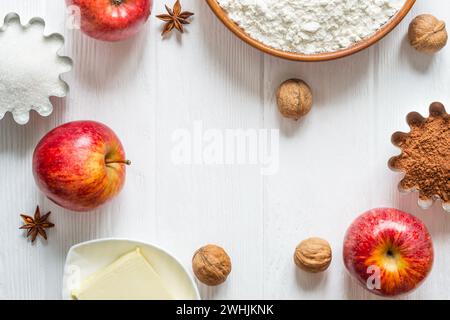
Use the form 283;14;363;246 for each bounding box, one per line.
33;121;130;212
343;208;433;297
66;0;153;42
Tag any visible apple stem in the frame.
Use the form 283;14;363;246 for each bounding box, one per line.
106;159;131;166
111;0;123;5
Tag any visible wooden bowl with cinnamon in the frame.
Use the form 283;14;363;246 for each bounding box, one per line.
206;0;416;62
389;102;449;212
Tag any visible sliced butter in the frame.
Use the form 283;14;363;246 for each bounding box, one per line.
71;248;173;300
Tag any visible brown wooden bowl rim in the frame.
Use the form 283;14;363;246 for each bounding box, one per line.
206;0;416;61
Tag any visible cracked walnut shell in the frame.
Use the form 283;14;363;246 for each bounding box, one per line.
192;244;232;286
277;79;313;120
294;238;332;273
408;14;448;54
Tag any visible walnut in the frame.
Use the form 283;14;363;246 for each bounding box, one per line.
276;79;313;120
409;14;448;54
294;238;332;273
192;244;232;286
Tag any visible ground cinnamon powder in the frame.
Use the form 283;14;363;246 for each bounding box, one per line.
394;113;449;202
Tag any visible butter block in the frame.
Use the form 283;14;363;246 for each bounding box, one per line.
72;248;173;300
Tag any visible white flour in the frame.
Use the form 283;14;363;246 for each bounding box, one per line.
218;0;405;54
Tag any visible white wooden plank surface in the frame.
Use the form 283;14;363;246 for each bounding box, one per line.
0;0;449;300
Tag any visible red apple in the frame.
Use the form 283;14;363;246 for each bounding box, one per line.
33;121;130;212
66;0;152;41
343;208;433;297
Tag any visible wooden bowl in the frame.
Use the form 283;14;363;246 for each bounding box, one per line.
206;0;416;61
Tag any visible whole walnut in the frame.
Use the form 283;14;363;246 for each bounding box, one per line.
294;238;332;273
409;14;448;54
192;244;232;286
276;79;313;120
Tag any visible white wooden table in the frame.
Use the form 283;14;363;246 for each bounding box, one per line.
0;0;449;300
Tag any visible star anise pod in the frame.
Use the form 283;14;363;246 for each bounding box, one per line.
156;0;194;36
20;206;55;243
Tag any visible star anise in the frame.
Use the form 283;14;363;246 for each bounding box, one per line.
156;0;194;36
20;206;55;243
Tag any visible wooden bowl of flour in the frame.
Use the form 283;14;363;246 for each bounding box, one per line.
206;0;416;61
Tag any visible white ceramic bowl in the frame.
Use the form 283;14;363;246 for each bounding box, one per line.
389;102;449;213
62;238;200;300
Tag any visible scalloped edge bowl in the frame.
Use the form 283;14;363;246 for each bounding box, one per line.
0;12;72;124
388;102;449;213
